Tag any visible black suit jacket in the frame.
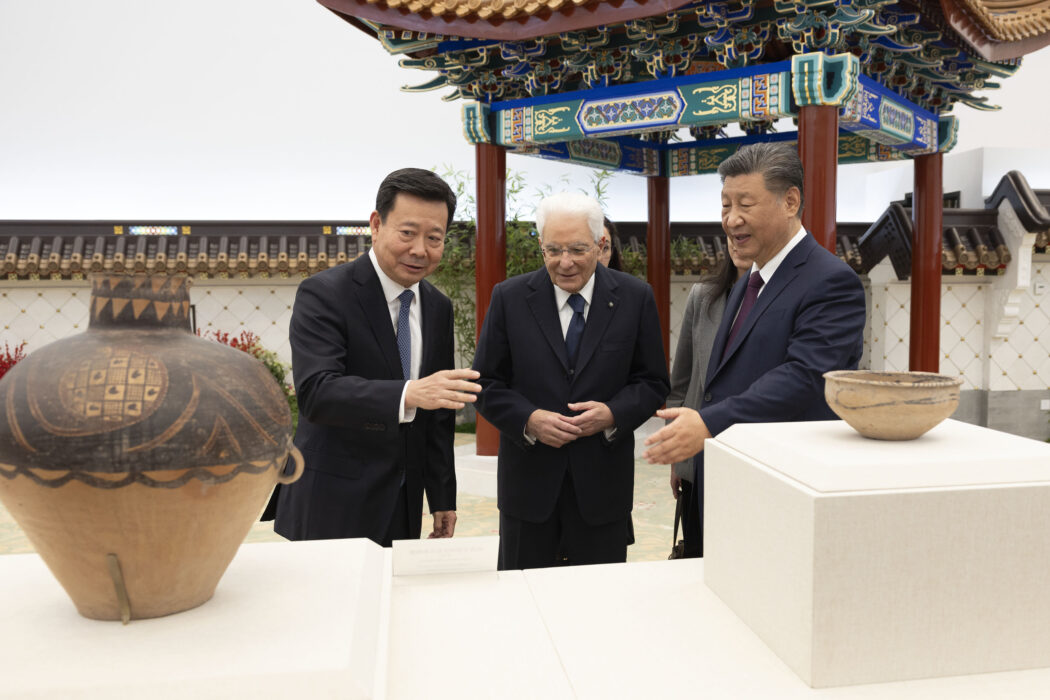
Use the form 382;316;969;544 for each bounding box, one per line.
274;255;456;543
473;265;669;526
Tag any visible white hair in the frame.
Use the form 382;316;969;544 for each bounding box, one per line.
535;192;604;243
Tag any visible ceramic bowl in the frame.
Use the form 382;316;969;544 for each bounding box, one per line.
823;370;963;440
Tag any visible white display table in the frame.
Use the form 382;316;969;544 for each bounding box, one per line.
5;453;1050;699
391;556;1050;699
0;539;390;699
704;419;1050;687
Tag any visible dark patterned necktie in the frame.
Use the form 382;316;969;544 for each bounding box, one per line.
723;271;764;358
565;293;585;368
397;289;413;379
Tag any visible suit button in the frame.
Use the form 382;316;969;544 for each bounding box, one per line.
568;368;575;376
703;392;712;402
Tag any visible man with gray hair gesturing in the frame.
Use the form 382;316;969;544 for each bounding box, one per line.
643;142;866;551
473;192;669;570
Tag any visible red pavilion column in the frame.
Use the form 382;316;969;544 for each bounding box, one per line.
797;105;838;253
910;153;943;372
475;143;506;456
647;175;671;363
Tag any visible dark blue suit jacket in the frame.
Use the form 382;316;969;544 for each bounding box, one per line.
275;255;456;543
473;264;669;526
696;233;866;477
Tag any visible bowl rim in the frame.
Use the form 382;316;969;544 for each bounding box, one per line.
823;370;963;388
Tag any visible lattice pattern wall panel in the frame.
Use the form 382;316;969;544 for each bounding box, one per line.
191;281;298;366
867;262;1050;392
11;268;1038;396
868;280;911;375
871;280;988;389
0;283;92;352
989;261;1050;392
0;275;858;387
0;280;299;369
941;281;988;390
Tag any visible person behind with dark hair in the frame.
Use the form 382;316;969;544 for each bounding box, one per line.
598;217;623;271
644;142;866;548
666;237;753;557
275;167;482;545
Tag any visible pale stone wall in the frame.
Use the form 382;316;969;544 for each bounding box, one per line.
3;263;1047;438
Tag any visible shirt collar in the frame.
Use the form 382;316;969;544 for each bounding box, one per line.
753;226;806;285
368;248;420;303
552;269;596;310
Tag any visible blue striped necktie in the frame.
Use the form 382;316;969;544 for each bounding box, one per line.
397;289;413;379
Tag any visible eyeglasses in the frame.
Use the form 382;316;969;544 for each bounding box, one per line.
541;244;594;260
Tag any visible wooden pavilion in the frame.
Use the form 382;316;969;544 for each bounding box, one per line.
314;0;1050;453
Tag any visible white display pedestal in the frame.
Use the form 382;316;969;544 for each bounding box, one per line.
390;557;1050;699
7;533;1050;698
0;539;390;699
704;419;1050;688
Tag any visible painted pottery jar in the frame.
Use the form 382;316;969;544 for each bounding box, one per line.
0;275;303;622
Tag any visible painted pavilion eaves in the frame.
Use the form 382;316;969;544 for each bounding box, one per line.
319;0;1050;174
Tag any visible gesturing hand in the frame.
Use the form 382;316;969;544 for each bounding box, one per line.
642;407;712;465
428;510;457;538
565;401;614;437
526;409;583;448
405;369;482;411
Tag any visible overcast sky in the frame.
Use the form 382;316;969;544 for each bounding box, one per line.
2;0;1049;223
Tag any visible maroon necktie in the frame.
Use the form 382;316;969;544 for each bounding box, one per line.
723;270;764;358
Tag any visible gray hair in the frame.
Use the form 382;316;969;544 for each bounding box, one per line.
717;142;805;214
535;192;604;243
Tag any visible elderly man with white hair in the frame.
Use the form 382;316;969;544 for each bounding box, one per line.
473;192;669;570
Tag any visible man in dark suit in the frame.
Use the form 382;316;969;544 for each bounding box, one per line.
644;143;866;532
473;192;669;570
275;168;481;546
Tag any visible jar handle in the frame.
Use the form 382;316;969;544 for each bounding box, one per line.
277;445;305;485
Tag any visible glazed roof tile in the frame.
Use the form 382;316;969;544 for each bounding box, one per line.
320;0;694;40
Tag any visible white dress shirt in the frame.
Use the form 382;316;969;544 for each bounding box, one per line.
753;226;807;295
368;248;422;423
553;271;596;335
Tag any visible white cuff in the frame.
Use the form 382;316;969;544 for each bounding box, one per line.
399;381;416;423
604;426;617;441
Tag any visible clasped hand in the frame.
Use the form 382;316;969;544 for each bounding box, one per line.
526;401;613;448
405;369;482;411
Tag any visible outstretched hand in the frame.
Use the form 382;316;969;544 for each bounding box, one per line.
642;407;711;464
405;369;481;411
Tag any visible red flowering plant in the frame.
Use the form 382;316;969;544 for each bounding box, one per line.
0;341;27;382
201;330;298;429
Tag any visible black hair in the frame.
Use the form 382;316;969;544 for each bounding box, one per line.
717;143;805;214
702;252;748;318
602;216;624;271
375;168;457;227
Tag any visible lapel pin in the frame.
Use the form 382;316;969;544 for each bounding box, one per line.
608;302;614;308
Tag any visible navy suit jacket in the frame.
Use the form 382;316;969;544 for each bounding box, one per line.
274;255;456;543
473;264;669;526
698;232;866;443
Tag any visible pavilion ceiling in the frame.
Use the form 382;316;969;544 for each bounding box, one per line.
320;0;1050;114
